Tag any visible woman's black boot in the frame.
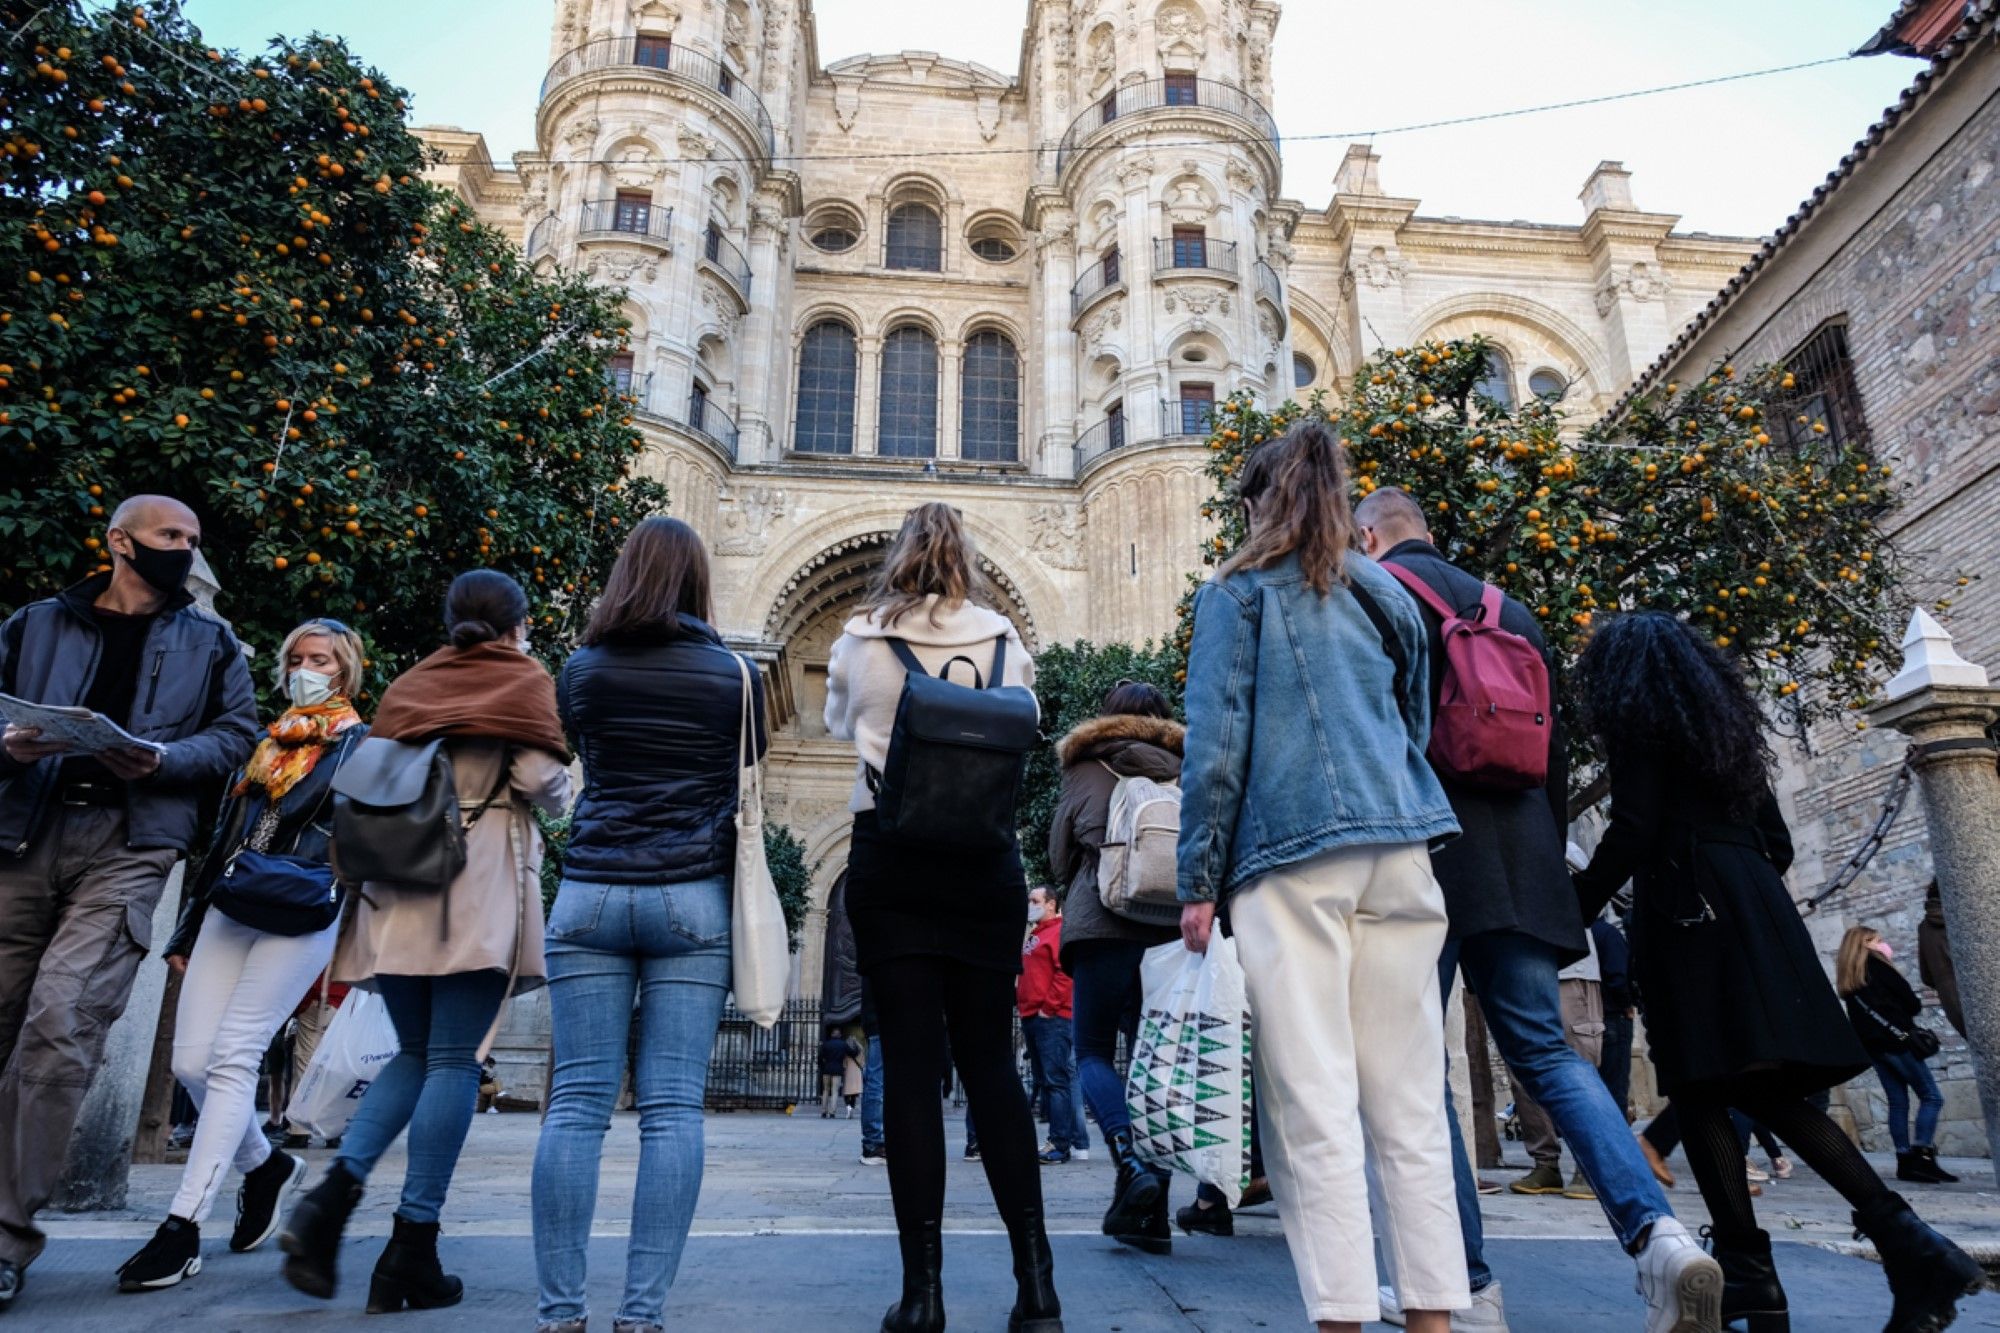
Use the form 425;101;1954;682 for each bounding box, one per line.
1113;1175;1172;1255
365;1214;465;1313
277;1162;364;1299
1852;1192;1985;1333
1005;1207;1063;1333
1101;1130;1163;1240
1704;1227;1789;1332
1912;1147;1959;1185
881;1219;945;1333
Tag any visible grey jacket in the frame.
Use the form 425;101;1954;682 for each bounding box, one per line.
1047;713;1185;970
0;574;260;854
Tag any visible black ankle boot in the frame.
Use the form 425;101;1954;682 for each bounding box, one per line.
1101;1130;1164;1240
366;1214;464;1313
1005;1208;1062;1333
1896;1151;1939;1184
1704;1227;1789;1332
1113;1175;1172;1255
1913;1147;1960;1185
881;1219;944;1333
1175;1195;1233;1237
278;1161;363;1299
1852;1191;1985;1333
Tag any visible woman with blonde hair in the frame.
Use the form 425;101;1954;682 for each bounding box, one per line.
826;502;1059;1333
1176;423;1469;1333
1838;925;1955;1184
115;620;370;1292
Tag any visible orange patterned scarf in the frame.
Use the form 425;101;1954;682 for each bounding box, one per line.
235;700;364;801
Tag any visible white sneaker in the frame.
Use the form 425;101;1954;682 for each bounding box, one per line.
1072;1147;1090;1162
1635;1218;1723;1333
1377;1280;1508;1331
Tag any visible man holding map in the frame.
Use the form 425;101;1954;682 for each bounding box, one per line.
0;495;258;1309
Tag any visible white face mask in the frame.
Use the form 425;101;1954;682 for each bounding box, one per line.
287;668;337;708
1027;904;1047;925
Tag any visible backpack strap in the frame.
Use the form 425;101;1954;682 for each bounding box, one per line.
1476;583;1504;626
886;638;929;678
1382;559;1458;621
887;637;991;688
989;635;1007;690
1347;579;1412;729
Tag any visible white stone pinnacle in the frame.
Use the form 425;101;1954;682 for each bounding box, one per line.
1883;608;1989;700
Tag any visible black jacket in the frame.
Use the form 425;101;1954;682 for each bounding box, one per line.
1845;955;1928;1058
557;616;767;886
819;1034;860;1078
1047;713;1185;969
1573;748;1867;1097
165;723;370;958
1379;539;1584;961
0;574;259;854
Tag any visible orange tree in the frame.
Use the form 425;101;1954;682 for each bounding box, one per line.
1176;337;1915;810
0;1;664;696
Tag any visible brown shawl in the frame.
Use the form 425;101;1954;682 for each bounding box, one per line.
371;642;570;761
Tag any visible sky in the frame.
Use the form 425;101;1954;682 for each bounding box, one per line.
182;0;1923;238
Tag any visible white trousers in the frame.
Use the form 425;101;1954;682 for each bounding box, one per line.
1231;842;1469;1324
169;910;336;1222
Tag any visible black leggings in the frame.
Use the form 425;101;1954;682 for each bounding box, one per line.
1676;1073;1891;1245
871;955;1044;1246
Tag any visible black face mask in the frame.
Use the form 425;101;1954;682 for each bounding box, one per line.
117;535;195;596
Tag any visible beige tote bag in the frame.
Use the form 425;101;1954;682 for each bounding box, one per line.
731;655;788;1028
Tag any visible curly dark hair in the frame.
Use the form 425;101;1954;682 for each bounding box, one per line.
1574;611;1772;819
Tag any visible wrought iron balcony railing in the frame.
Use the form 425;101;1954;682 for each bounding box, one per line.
1070;252;1125;317
542;38;775;158
577;198;675;247
1152;236;1239;279
701;224;752;299
1056;76;1278;175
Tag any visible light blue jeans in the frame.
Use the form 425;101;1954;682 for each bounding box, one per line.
336;970;511;1224
531;875;732;1329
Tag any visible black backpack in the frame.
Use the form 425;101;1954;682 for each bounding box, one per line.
329;737;506;893
867;637;1039;848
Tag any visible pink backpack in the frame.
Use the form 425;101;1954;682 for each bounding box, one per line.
1382;562;1551;791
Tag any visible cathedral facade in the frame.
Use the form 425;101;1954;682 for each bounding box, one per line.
422;0;1761;993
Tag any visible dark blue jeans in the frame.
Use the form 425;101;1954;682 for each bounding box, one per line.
1022;1016;1080;1152
1600;1009;1635;1115
336;970;511;1224
1441;932;1673;1285
1066;939;1147;1140
1872;1048;1944;1152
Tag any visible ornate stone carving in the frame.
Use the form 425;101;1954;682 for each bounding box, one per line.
1257;307;1281;346
583;247;660;285
611;142;666;191
678;125;715;160
1225;159;1260;196
556;0;586;50
517;173;549;221
631;0;681;32
1082;305;1123;355
1593;280;1620;318
1036;214;1077;259
975;89;1003;143
722;1;750;63
1114;155;1156;190
1027;503;1087;571
700;275;744;330
561;115;601;151
716;485;788;557
1163;289;1228;330
1086;24;1115;92
1047;20;1072;68
832;76;863;132
1155;2;1206;63
1353;244;1407;289
1594;261;1677;317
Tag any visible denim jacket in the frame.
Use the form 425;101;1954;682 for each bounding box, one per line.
1176;550;1459;903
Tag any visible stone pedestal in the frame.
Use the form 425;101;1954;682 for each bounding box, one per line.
1868;685;2000;1178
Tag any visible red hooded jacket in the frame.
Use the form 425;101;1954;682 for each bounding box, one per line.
1018;915;1072;1020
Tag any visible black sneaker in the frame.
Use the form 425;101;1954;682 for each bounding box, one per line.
0;1257;20;1308
963;1144;982;1162
232;1150;306;1253
860;1143;887;1166
117;1217;202;1292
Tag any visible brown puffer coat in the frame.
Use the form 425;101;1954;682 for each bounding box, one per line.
1046;714;1184;971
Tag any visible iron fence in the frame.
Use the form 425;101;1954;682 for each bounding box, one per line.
1056;76;1279;175
1152;235;1239;279
541;38;776;157
1161;397;1214;438
702;224;753;299
1255;257;1284;311
578;198;674;246
1070;253;1124;317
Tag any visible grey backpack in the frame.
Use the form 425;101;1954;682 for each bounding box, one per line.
330;737;504;892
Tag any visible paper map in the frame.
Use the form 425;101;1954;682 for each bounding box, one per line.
0;694;167;756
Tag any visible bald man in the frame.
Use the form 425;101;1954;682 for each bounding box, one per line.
0;495;257;1306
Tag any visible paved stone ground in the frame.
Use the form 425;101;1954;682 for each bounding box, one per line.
23;1111;2000;1330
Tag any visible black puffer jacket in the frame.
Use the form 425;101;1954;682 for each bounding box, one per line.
1844;954;1928;1058
557;616;766;886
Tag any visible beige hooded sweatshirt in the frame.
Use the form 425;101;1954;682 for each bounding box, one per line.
824;595;1037;813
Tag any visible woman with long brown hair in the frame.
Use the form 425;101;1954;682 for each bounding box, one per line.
1175;424;1469;1332
532;517;764;1333
825;502;1059;1333
1838;925;1955;1185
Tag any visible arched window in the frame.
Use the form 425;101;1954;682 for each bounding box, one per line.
794;320;857;454
1475;348;1515;409
878;326;938;457
960;330;1020;462
1292;352;1317;388
1528;368;1567;400
885;203;943;272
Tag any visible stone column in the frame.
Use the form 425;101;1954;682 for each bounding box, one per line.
937;339;962;461
854;334;881;457
1868;612;2000;1176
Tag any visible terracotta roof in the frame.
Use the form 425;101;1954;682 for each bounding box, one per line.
1602;0;1998;421
1858;0;1973;56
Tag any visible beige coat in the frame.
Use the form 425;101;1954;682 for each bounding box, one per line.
824;595;1037;813
335;738;572;992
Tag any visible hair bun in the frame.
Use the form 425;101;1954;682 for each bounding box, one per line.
450;618;498;648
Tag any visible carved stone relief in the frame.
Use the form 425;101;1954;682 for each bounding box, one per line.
1594;261;1677;317
1082;305;1123;355
631;0;681;32
1115;156;1157;190
1027;503;1088;571
832;75;863;132
1353;244;1407;289
975;89;1003;143
716;485;788;557
1163;289;1228;330
678;125;715;160
562;115;602;151
584;248;661;285
1155;2;1206;63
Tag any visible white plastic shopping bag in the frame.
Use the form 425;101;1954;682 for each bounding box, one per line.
284;990;400;1139
1125;935;1254;1206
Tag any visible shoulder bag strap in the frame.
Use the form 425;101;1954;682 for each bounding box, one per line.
735;653;760;815
1850;991;1913;1045
1348;579;1412;728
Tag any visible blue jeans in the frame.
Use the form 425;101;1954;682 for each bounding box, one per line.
1022;1015;1080;1152
1872;1048;1943;1153
861;1036;885;1147
336;970;511;1224
1442;933;1672;1269
1067;940;1147;1141
532;876;732;1329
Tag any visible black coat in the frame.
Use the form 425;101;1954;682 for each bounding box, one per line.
557;616;766;886
1844;955;1927;1058
1380;540;1585;962
1573;749;1867;1097
165;723;370;957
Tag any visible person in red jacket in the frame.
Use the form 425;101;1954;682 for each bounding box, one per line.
1018;888;1082;1165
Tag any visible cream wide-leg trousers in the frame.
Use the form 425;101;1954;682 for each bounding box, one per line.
1230;841;1469;1325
